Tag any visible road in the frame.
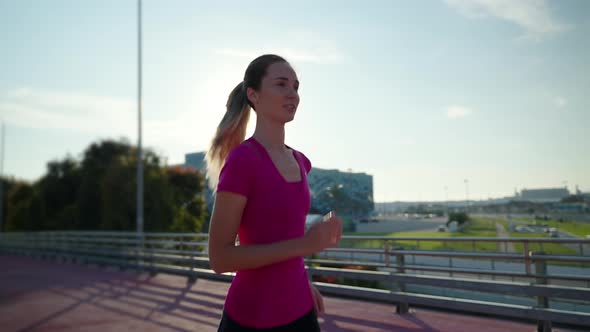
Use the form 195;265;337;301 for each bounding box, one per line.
495;223;516;253
356;216;447;233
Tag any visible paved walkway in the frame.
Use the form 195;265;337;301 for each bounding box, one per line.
495;223;516;253
0;255;585;332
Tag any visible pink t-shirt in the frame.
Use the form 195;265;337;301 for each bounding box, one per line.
216;136;314;328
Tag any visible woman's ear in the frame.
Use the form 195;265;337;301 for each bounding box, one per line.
246;87;258;106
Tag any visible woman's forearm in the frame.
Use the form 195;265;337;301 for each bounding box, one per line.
210;236;311;274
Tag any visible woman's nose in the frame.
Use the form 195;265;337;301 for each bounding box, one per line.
287;88;298;98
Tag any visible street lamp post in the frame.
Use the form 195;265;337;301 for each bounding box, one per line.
0;122;4;233
136;0;144;247
444;185;449;216
464;179;469;213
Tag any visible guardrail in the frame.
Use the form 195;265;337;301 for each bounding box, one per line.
1;231;589;331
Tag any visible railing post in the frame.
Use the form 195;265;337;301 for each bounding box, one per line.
188;252;196;283
384;242;390;267
449;257;454;277
490;260;495;280
533;251;551;332
148;237;157;276
524;242;531;275
136;232;144;272
394;247;409;314
187;237;196;283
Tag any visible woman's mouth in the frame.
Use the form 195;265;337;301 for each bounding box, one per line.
284;104;296;112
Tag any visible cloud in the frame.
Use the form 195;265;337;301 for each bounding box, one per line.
393;138;416;146
0;87;221;165
214;47;345;65
444;0;569;40
0;88;135;135
553;96;567;108
445;105;473;118
213;30;347;65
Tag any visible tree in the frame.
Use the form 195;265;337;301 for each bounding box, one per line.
3;138;208;233
38;157;81;230
4;180;34;231
447;212;470;226
166;166;208;232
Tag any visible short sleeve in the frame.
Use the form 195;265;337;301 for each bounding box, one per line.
297;151;312;174
216;145;256;197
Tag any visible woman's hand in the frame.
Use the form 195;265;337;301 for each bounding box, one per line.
303;211;342;255
310;282;325;316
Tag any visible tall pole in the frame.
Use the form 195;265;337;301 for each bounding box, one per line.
0;122;4;232
444;185;449;216
136;0;144;240
464;179;469;213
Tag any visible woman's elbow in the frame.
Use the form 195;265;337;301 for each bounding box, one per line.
208;250;228;274
209;259;225;274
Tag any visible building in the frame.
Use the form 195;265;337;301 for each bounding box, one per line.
184;152;214;212
519;188;570;203
185;152;206;173
308;168;374;216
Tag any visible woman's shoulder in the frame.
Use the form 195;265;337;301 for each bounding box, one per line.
225;138;263;164
290;147;312;174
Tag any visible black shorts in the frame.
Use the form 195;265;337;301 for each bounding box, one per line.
217;308;321;332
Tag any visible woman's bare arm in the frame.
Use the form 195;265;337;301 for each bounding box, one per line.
208;191;313;274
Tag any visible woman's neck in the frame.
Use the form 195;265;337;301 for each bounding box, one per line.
253;118;287;152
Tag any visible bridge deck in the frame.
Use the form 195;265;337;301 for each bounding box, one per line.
0;255;584;332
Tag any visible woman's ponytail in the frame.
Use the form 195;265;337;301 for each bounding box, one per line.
205;82;251;191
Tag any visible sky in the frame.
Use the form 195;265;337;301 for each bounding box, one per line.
1;0;589;202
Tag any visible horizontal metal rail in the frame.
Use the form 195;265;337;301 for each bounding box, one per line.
2;231;589;330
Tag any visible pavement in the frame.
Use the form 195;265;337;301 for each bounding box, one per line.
355;217;446;234
495;223;516;253
0;254;586;332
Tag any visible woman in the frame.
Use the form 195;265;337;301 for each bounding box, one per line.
206;54;343;331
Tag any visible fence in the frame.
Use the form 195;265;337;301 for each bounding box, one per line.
1;231;589;331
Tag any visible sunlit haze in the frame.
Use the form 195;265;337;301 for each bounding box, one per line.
1;0;589;202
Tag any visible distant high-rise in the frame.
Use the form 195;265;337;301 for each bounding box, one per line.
185;152;206;173
519;188;569;203
184;152;214;212
308;168;374;216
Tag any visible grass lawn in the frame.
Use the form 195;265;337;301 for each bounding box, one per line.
342;217;498;251
342;216;583;255
339;216;588;268
514;216;590;238
507;232;577;255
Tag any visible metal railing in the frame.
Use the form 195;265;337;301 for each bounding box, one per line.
1;231;589;331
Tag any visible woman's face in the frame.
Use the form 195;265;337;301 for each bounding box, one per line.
248;62;300;124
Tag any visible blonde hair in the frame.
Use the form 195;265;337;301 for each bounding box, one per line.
205;82;251;190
